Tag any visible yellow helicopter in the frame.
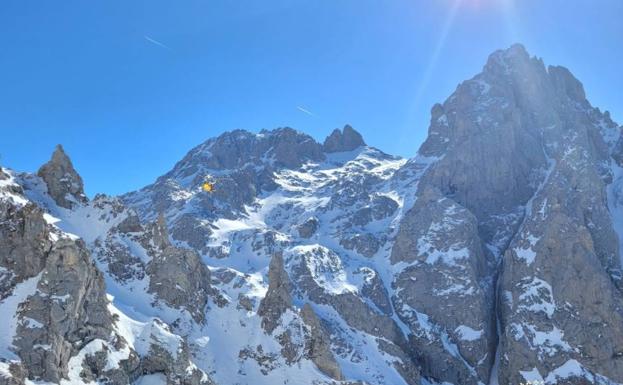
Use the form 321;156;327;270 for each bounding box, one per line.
201;176;215;193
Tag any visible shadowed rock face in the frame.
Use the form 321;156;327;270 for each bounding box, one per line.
283;245;422;385
3;44;623;385
256;253;348;379
13;238;113;382
300;303;342;380
391;43;623;384
0;194;114;383
146;214;213;323
161;127;325;181
192;127;325;170
0;202;51;288
257;252;292;334
37;145;87;209
1;154;216;385
391;186;495;384
121;127;326;230
323;125;366;153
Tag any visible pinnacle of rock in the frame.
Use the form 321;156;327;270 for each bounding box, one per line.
322;125;366;153
37;144;87;208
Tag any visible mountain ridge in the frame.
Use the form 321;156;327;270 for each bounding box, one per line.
1;44;623;385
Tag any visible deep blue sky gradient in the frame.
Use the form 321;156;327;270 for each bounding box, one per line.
1;0;621;196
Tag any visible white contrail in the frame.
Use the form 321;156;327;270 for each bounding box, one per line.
296;106;315;116
144;35;171;50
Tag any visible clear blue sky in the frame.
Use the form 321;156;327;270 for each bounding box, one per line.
1;0;621;196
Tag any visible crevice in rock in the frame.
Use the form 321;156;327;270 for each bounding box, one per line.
487;258;503;385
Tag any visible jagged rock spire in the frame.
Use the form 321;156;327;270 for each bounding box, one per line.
153;212;171;250
37;144;87;209
257;252;292;333
322;125;366;153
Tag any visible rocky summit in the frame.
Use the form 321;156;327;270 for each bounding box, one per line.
1;44;623;385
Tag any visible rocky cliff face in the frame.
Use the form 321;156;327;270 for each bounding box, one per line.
2;44;623;385
1;161;214;384
37;145;88;209
323;125;366;153
407;44;623;385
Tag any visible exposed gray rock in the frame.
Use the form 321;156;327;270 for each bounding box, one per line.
340;233;381;257
79;337;140;385
0;202;51;289
6;43;623;385
37;145;87;209
121;128;318;241
323;125;366;153
0;159;219;385
257;252;292;334
138;320;213;385
94;236;146;283
0;188;124;385
391;187;494;384
495;78;623;383
297;217;318;238
146;215;212;323
355;267;392;315
12;238;113;382
351;207;372;227
170;214;213;255
0;363;26;385
300;303;343;380
147;246;212;323
152;213;171;250
403;43;623;385
370;195;398;220
237;293;254;312
284;245;421;384
189;127;325;170
115;210;143;233
238;345;279;376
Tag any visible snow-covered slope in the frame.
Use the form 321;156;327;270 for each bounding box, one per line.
2;44;623;385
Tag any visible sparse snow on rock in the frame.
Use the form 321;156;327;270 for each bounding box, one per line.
2;46;623;385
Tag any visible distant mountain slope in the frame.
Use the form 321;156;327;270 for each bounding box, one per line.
1;44;622;385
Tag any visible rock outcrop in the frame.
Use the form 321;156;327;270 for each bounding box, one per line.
323;125;366;153
146;214;212;323
0;185;119;383
391;187;494;384
300;304;342;380
3;44;623;385
37;145;87;208
297;217;318;239
257;252;292;334
399;43;623;384
13;238;113;382
0;201;50;290
1;157;216;385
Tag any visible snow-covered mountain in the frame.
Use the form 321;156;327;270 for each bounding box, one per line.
2;44;623;385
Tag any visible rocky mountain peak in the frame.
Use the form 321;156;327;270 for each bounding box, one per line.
322;124;366;153
416;44;604;223
260;127;325;168
5;44;623;385
548;64;586;101
487;42;530;63
483;43;536;75
167;127;325;180
37;144;87;209
396;44;623;385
